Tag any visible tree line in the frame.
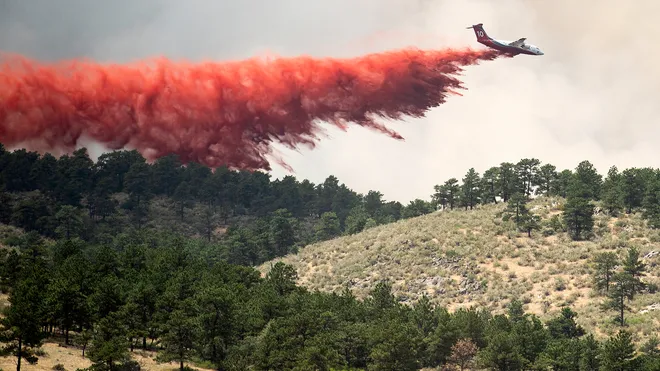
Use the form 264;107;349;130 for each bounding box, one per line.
0;145;419;266
1;230;660;371
430;158;660;240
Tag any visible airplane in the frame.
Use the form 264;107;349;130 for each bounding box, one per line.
466;23;544;56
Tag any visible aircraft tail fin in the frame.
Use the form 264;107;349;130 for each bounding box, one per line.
467;23;489;42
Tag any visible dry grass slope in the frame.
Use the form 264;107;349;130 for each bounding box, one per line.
258;196;660;342
0;341;214;371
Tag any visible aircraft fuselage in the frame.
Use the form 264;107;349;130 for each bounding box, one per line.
468;23;544;56
479;38;543;56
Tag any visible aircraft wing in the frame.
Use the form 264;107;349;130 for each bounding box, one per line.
508;38;526;47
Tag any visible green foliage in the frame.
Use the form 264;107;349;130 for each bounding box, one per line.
563;189;595;240
1;207;660;370
460;168;481;210
601;272;635;326
592;247;649;327
622;246;647;299
4;148;660;369
0;262;48;371
602;166;625;216
0;147;423;268
432;178;460;210
501;193;541;237
642;171;660;228
592;252;618;294
600;331;639;371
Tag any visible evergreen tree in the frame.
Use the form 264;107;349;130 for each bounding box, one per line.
535;163;558;197
602;166;625;216
269;209;297;258
315;212;341;241
592;252;618;294
602;273;634;326
621;246;646;300
554;169;574;198
443;178;461;210
87;311;131;371
621;168;649;213
514;158;540;196
497;162;517;202
563;182;595;240
545;307;585;339
431;184;449;210
54;205;85;240
172;181;193;221
573;160;603;200
579;334;601;371
480;167;500;204
600;331;639;371
0;268;47;371
344;205;369;234
642;173;660;228
460;168;481;210
502;193;541;237
401;199;434;218
157;309;202;371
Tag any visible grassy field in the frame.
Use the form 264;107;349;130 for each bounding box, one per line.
258;196;660;343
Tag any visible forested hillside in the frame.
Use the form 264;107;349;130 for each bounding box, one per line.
1;145;660;370
0;144;420;267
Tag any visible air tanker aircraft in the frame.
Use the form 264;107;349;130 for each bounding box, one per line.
466;23;544;56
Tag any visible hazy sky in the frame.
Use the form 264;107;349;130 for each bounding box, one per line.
1;0;658;204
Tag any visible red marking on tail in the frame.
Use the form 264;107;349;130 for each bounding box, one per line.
470;23;490;43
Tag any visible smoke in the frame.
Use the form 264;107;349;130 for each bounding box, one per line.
0;0;658;203
0;47;505;170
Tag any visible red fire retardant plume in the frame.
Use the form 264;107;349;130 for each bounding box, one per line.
0;47;506;171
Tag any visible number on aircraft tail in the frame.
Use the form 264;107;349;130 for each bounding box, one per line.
477;30;484;37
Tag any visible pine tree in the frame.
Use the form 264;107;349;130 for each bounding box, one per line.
592;252;618;294
535;163;558;197
443;178;460;210
563;180;595;240
460;168;481;210
480;167;500;204
573;160;603;200
600;330;639;371
502;193;541;237
579;334;601;371
87;311;131;371
157;309;200;371
642;173;660;228
502;193;529;225
0;270;47;371
621;246;646;300
520;213;542;237
514;158;541;197
601;273;634;326
497;162;517;202
601;166;625;216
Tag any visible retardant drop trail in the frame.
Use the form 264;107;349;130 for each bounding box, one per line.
0;47;507;171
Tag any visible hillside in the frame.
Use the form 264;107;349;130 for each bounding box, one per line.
4;146;660;369
258;196;660;341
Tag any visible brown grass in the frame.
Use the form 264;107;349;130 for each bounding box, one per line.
258;196;660;342
0;340;214;371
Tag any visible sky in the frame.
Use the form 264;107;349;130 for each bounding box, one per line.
1;0;658;204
